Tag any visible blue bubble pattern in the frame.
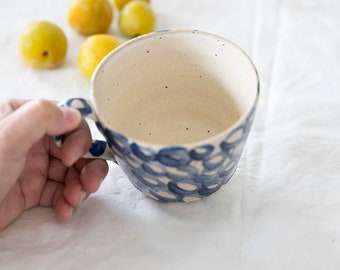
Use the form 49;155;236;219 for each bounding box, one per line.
98;110;256;202
60;98;256;202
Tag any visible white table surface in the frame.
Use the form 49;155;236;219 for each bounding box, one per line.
1;0;340;269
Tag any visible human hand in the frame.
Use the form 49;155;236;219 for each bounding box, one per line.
0;99;108;230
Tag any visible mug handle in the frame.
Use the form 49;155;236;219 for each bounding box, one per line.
54;98;116;161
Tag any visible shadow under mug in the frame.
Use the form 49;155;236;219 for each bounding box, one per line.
56;29;260;202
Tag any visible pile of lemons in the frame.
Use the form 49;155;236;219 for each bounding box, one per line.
19;0;156;78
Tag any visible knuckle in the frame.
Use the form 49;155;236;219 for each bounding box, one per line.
32;99;55;117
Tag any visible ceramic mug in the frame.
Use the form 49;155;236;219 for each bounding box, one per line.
56;29;260;202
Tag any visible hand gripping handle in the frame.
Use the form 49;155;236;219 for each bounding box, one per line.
54;98;115;161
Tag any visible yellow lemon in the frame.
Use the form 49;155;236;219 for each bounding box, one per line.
68;0;113;36
78;34;121;78
19;21;67;69
118;0;156;38
114;0;150;11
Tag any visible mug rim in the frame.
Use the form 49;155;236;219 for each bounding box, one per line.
90;29;260;149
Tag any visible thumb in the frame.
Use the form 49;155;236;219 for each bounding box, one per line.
0;99;81;161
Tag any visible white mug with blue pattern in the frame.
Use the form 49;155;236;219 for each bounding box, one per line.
56;30;260;202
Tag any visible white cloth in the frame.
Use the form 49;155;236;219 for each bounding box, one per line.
1;0;340;269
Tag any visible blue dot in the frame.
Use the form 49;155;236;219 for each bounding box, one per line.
89;140;107;157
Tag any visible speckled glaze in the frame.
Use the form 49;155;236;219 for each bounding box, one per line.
57;30;260;202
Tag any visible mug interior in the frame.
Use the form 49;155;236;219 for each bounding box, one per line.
92;30;259;145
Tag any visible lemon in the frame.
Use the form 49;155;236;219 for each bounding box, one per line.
118;0;156;38
19;21;67;69
114;0;150;11
78;34;121;78
68;0;113;36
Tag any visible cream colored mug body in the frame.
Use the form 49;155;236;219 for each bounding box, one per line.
56;30;260;202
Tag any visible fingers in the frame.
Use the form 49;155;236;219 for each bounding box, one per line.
54;198;75;222
39;176;79;222
53;187;75;222
59;120;92;167
62;159;108;206
41;158;108;221
0;100;81;205
0;99;108;223
77;159;109;193
63;165;88;207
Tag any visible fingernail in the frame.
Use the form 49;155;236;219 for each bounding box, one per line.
67;206;74;220
80;190;87;203
69;147;85;166
61;107;81;124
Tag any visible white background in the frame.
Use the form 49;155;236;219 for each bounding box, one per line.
1;0;340;269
